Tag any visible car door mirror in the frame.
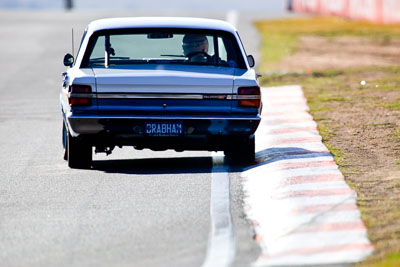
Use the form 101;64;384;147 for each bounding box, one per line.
247;55;255;68
63;53;74;67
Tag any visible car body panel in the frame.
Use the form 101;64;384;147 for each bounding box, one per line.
93;65;235;114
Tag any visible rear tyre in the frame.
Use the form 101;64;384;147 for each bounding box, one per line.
62;123;68;161
67;131;92;169
224;135;255;164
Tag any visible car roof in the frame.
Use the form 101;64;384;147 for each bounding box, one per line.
87;17;237;34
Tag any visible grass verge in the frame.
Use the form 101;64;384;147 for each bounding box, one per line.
255;16;400;73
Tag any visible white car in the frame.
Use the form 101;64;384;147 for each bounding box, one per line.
61;17;261;168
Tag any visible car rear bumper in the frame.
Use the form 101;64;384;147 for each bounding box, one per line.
66;113;260;136
64;113;260;151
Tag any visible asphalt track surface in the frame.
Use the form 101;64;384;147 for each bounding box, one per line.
0;9;283;267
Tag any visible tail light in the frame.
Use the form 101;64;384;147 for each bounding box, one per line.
69;85;92;106
238;86;261;108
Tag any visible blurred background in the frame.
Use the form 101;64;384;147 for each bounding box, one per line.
1;1;400;266
0;0;286;13
0;0;292;72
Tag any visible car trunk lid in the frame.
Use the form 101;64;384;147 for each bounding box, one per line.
92;65;235;115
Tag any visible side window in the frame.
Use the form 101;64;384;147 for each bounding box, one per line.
90;36;105;63
218;37;228;61
207;36;214;56
217;36;238;68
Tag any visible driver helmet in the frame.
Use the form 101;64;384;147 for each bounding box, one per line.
182;34;209;57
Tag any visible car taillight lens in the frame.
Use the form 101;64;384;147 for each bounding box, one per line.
238;86;261;108
69;85;92;106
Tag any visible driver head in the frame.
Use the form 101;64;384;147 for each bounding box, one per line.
182;34;209;56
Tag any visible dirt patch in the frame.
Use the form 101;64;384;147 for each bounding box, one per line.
275;36;400;71
323;90;400;263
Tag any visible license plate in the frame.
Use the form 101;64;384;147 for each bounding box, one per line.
145;121;183;137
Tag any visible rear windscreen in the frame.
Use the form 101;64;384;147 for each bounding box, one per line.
82;29;246;69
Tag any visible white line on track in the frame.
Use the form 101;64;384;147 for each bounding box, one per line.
201;10;240;267
202;152;235;267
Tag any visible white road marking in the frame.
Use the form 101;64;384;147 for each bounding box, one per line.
201;11;241;267
202;152;235;267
